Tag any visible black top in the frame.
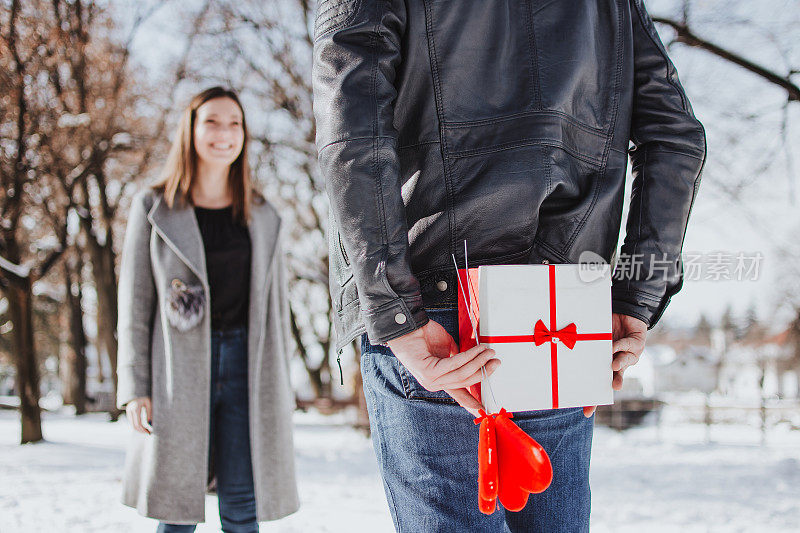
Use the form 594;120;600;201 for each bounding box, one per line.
194;205;252;330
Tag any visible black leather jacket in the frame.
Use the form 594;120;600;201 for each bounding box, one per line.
313;0;706;350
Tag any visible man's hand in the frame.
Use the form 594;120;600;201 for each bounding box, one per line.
387;320;501;417
583;313;648;418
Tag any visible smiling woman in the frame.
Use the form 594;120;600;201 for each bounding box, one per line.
116;86;299;531
154;87;253;222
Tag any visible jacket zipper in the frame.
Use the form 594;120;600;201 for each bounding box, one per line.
338;232;349;267
336;349;343;385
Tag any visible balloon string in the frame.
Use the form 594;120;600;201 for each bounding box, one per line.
463;241;499;411
452;240;499;413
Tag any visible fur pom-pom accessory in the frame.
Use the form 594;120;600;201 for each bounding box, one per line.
166;278;205;332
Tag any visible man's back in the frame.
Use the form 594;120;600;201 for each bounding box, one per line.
313;2;705;530
314;0;705;352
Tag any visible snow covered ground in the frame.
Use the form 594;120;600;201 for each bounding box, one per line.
1;407;798;533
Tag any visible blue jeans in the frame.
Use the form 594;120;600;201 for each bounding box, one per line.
158;326;258;533
361;309;593;532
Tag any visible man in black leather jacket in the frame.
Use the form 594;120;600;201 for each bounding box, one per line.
314;0;705;530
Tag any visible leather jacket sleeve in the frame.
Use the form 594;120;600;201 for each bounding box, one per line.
313;0;428;344
611;0;707;328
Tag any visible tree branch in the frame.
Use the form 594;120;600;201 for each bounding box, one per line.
0;254;32;280
653;16;800;101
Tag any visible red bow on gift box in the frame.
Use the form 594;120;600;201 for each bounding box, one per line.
533;319;577;349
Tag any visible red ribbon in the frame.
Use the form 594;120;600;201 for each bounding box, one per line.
478;264;612;409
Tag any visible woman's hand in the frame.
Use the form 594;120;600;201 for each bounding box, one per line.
126;397;153;435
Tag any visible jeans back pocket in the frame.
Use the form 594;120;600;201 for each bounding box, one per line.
361;310;460;405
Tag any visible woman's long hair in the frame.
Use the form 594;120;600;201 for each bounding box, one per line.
152;86;253;224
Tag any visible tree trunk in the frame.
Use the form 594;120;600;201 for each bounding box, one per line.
290;303;332;399
96;241;119;412
84;228;120;418
61;259;88;414
8;279;43;443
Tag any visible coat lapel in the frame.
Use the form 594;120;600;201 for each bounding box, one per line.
147;194;208;287
147;191;282;347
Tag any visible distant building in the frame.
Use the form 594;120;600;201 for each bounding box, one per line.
645;318;800;400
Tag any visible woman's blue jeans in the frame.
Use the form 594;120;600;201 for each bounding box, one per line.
361;309;594;532
157;325;258;533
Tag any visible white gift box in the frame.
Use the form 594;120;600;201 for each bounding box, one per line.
458;264;614;412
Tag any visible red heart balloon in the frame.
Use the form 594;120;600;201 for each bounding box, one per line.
474;409;554;514
494;411;553;495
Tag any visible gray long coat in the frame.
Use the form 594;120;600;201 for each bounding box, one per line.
116;189;299;524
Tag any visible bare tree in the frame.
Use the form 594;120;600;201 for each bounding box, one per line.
0;0;74;443
0;0;183;440
44;0;187;419
179;0;342;402
38;0;203;420
649;0;800;212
